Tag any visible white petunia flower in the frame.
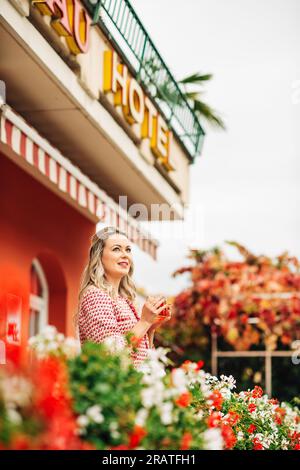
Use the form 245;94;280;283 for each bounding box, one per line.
135;408;149;427
43;325;57;341
103;336;125;354
109;421;119;431
77;415;89;428
46;341;58;351
159;402;174;425
6;407;22;425
203;428;224;450
147;347;171;365
194;410;204;421
1;376;33;408
86;405;104;423
171;368;188;393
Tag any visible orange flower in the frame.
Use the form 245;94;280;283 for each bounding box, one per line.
209;390;223;410
207;411;222;428
252;386;263;398
161;437;172;447
9;434;31;450
128;425;147;449
180;432;193;450
128;335;142;348
226;411;240;426
181;360;192;372
175;392;192;408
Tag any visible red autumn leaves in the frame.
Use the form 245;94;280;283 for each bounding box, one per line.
172;242;300;351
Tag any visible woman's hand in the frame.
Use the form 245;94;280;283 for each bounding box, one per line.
141;295;169;327
148;302;172;331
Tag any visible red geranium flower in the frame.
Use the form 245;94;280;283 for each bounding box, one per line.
247;424;257;434
252;437;263;450
209;390;223;410
207;411;222;428
195;360;205;370
128;425;147;449
221;425;237;450
9;434;31;450
248;403;257;413
275;415;282;425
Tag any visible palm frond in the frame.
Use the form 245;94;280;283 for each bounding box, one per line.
184;91;202;101
179;72;213;85
193;100;226;130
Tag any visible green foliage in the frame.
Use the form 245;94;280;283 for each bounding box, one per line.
67;341;143;449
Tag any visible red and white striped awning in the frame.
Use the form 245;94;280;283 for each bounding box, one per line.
0;104;158;260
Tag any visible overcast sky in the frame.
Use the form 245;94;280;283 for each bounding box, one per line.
128;0;300;296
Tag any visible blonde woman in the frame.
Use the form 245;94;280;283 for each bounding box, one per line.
76;226;171;369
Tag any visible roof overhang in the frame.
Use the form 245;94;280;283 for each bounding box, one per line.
0;104;159;259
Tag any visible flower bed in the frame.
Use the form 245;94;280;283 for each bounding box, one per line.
0;326;299;450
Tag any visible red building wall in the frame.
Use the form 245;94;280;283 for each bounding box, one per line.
0;154;95;356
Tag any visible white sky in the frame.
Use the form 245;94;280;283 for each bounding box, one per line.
130;0;300;296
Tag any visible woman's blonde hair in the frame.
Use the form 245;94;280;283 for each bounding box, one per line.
75;226;137;326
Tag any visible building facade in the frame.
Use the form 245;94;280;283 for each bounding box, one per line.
0;0;204;355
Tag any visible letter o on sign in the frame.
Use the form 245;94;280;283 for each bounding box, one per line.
128;79;145;124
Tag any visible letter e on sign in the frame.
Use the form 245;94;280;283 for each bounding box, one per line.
151;115;174;170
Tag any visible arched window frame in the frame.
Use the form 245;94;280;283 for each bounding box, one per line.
29;259;49;336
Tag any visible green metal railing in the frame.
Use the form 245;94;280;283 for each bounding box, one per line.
83;0;205;160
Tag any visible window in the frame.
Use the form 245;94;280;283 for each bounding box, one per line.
29;259;48;337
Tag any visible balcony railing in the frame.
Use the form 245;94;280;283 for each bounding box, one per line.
83;0;205;160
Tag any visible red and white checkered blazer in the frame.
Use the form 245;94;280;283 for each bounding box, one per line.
78;285;152;368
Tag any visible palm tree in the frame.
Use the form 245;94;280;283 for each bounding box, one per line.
142;60;225;130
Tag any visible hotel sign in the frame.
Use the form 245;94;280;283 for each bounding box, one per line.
103;51;173;170
31;0;174;170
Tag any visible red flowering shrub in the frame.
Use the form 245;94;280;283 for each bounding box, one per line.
164;242;300;352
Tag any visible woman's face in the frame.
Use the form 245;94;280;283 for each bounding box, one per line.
101;233;132;278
